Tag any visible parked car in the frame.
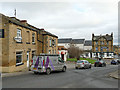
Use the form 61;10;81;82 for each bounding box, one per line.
75;60;91;69
94;60;106;67
31;54;67;75
111;59;120;65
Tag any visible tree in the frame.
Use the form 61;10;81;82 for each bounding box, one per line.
68;43;83;60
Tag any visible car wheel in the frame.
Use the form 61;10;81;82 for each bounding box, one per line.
34;72;38;74
102;64;104;67
96;64;99;67
89;65;91;69
84;65;87;69
104;64;106;67
46;68;51;75
75;67;78;69
62;67;66;72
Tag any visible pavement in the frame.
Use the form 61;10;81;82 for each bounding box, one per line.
108;70;120;79
2;64;118;88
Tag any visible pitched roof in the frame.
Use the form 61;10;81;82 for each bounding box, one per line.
42;31;58;38
1;13;58;38
58;38;72;43
84;40;92;46
93;34;113;41
72;39;85;44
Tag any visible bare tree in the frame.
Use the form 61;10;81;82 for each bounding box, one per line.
68;43;83;60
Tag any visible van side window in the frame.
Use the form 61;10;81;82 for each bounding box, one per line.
58;57;64;63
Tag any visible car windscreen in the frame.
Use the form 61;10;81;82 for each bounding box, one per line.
77;61;84;63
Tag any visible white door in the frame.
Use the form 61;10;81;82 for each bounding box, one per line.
27;52;29;67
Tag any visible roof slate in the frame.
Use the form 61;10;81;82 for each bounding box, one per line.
58;38;85;44
93;35;113;41
84;40;92;46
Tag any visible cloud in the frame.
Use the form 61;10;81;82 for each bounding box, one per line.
0;0;118;45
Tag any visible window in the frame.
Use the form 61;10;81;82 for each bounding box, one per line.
107;53;109;56
15;28;22;42
16;52;22;65
32;33;35;43
55;50;56;54
101;47;103;51
49;39;52;46
96;47;98;51
49;50;51;54
85;61;88;63
54;39;56;46
86;53;88;57
107;47;109;51
58;57;64;63
102;41;104;45
17;28;21;38
96;41;98;45
32;51;36;58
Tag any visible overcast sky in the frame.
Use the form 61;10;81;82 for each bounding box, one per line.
0;0;119;45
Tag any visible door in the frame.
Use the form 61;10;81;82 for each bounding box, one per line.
57;57;64;70
27;51;29;67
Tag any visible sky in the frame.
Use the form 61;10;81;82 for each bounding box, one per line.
0;0;119;45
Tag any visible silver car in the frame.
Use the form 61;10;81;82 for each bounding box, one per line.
75;60;91;69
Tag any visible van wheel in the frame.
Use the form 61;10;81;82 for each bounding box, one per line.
46;68;51;75
34;72;38;74
62;67;66;72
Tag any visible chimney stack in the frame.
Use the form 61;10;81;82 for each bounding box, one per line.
20;20;27;25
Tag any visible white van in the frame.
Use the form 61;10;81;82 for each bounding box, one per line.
31;54;67;75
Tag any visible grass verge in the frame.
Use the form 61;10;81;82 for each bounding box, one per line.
67;58;96;64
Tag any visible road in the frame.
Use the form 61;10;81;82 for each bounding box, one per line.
2;65;119;88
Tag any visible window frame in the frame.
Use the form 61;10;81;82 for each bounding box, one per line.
17;28;22;38
32;33;35;43
16;52;23;65
49;39;52;47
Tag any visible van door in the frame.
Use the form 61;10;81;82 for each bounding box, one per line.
57;57;64;70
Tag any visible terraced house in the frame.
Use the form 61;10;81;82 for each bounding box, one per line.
92;33;114;59
0;14;58;73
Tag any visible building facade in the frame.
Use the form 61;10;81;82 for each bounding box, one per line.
58;38;85;50
113;45;120;58
58;38;93;59
0;14;58;72
42;31;58;54
83;40;92;58
58;46;68;61
92;33;114;59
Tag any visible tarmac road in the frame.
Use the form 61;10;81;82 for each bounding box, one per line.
2;64;119;88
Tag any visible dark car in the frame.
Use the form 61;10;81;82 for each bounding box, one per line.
111;59;120;65
94;60;106;67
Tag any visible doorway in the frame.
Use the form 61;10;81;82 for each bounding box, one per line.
27;51;29;67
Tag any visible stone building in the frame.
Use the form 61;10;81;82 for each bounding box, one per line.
113;45;120;57
0;13;58;72
92;33;114;59
42;30;58;54
83;40;92;58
